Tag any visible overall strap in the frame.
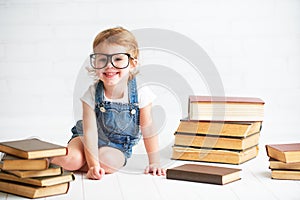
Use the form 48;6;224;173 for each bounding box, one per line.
95;80;104;105
128;78;138;105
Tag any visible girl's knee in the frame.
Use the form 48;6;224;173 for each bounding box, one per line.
52;152;85;171
99;147;126;174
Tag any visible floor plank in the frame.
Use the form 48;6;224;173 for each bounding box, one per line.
82;172;123;200
46;173;84;200
117;173;161;200
1;132;300;200
0;192;7;200
154;174;240;200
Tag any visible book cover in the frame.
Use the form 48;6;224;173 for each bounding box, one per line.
166;163;241;185
172;145;259;164
4;164;63;178
0;170;74;187
0;138;68;159
266;143;300;163
174;132;260;150
177;119;262;138
0;154;49;170
0;180;70;199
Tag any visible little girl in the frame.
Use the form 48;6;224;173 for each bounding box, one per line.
51;27;166;180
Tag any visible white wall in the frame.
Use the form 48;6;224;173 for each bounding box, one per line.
0;0;299;144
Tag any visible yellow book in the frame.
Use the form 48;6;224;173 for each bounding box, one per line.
174;132;260;150
0;154;49;171
177;119;262;138
271;169;300;180
4;164;63;178
0;180;70;199
269;158;300;170
172;145;259;164
0;138;67;159
0;171;74;187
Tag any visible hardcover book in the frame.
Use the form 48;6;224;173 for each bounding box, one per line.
0;138;67;159
4;164;63;178
0;180;70;199
271;169;300;180
176;119;262;138
0;154;49;170
269;158;300;170
172;145;259;164
266;143;300;163
188;96;265;121
174;132;260;150
166;163;241;185
0;171;74;187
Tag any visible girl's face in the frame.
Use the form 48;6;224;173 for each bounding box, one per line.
93;43;137;87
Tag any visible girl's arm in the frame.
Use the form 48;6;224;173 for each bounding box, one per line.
140;103;166;176
82;101;105;179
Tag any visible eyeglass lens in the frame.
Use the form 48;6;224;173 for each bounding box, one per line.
91;53;130;69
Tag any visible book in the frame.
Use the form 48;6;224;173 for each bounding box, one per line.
172;145;259;164
0;138;68;159
0;154;49;170
0;171;74;187
166;163;241;185
176;119;262;138
188;96;265;121
269;158;300;170
174;132;260;150
0;180;70;199
4;164;63;178
271;169;300;180
265;143;300;163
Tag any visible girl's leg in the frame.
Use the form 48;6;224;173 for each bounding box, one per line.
98;146;126;174
51;137;86;171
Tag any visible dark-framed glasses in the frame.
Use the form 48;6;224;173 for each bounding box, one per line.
90;53;134;69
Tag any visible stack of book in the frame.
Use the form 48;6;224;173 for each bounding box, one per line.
266;143;300;180
172;95;265;164
0;138;74;199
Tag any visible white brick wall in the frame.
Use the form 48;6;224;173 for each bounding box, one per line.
0;0;299;142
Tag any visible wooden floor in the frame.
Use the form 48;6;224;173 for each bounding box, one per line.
1;134;300;200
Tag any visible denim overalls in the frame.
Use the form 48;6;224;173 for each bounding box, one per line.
70;78;141;159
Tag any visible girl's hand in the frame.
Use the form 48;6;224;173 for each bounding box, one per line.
86;165;105;180
144;163;166;176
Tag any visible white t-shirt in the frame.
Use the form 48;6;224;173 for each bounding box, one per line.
81;82;156;109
